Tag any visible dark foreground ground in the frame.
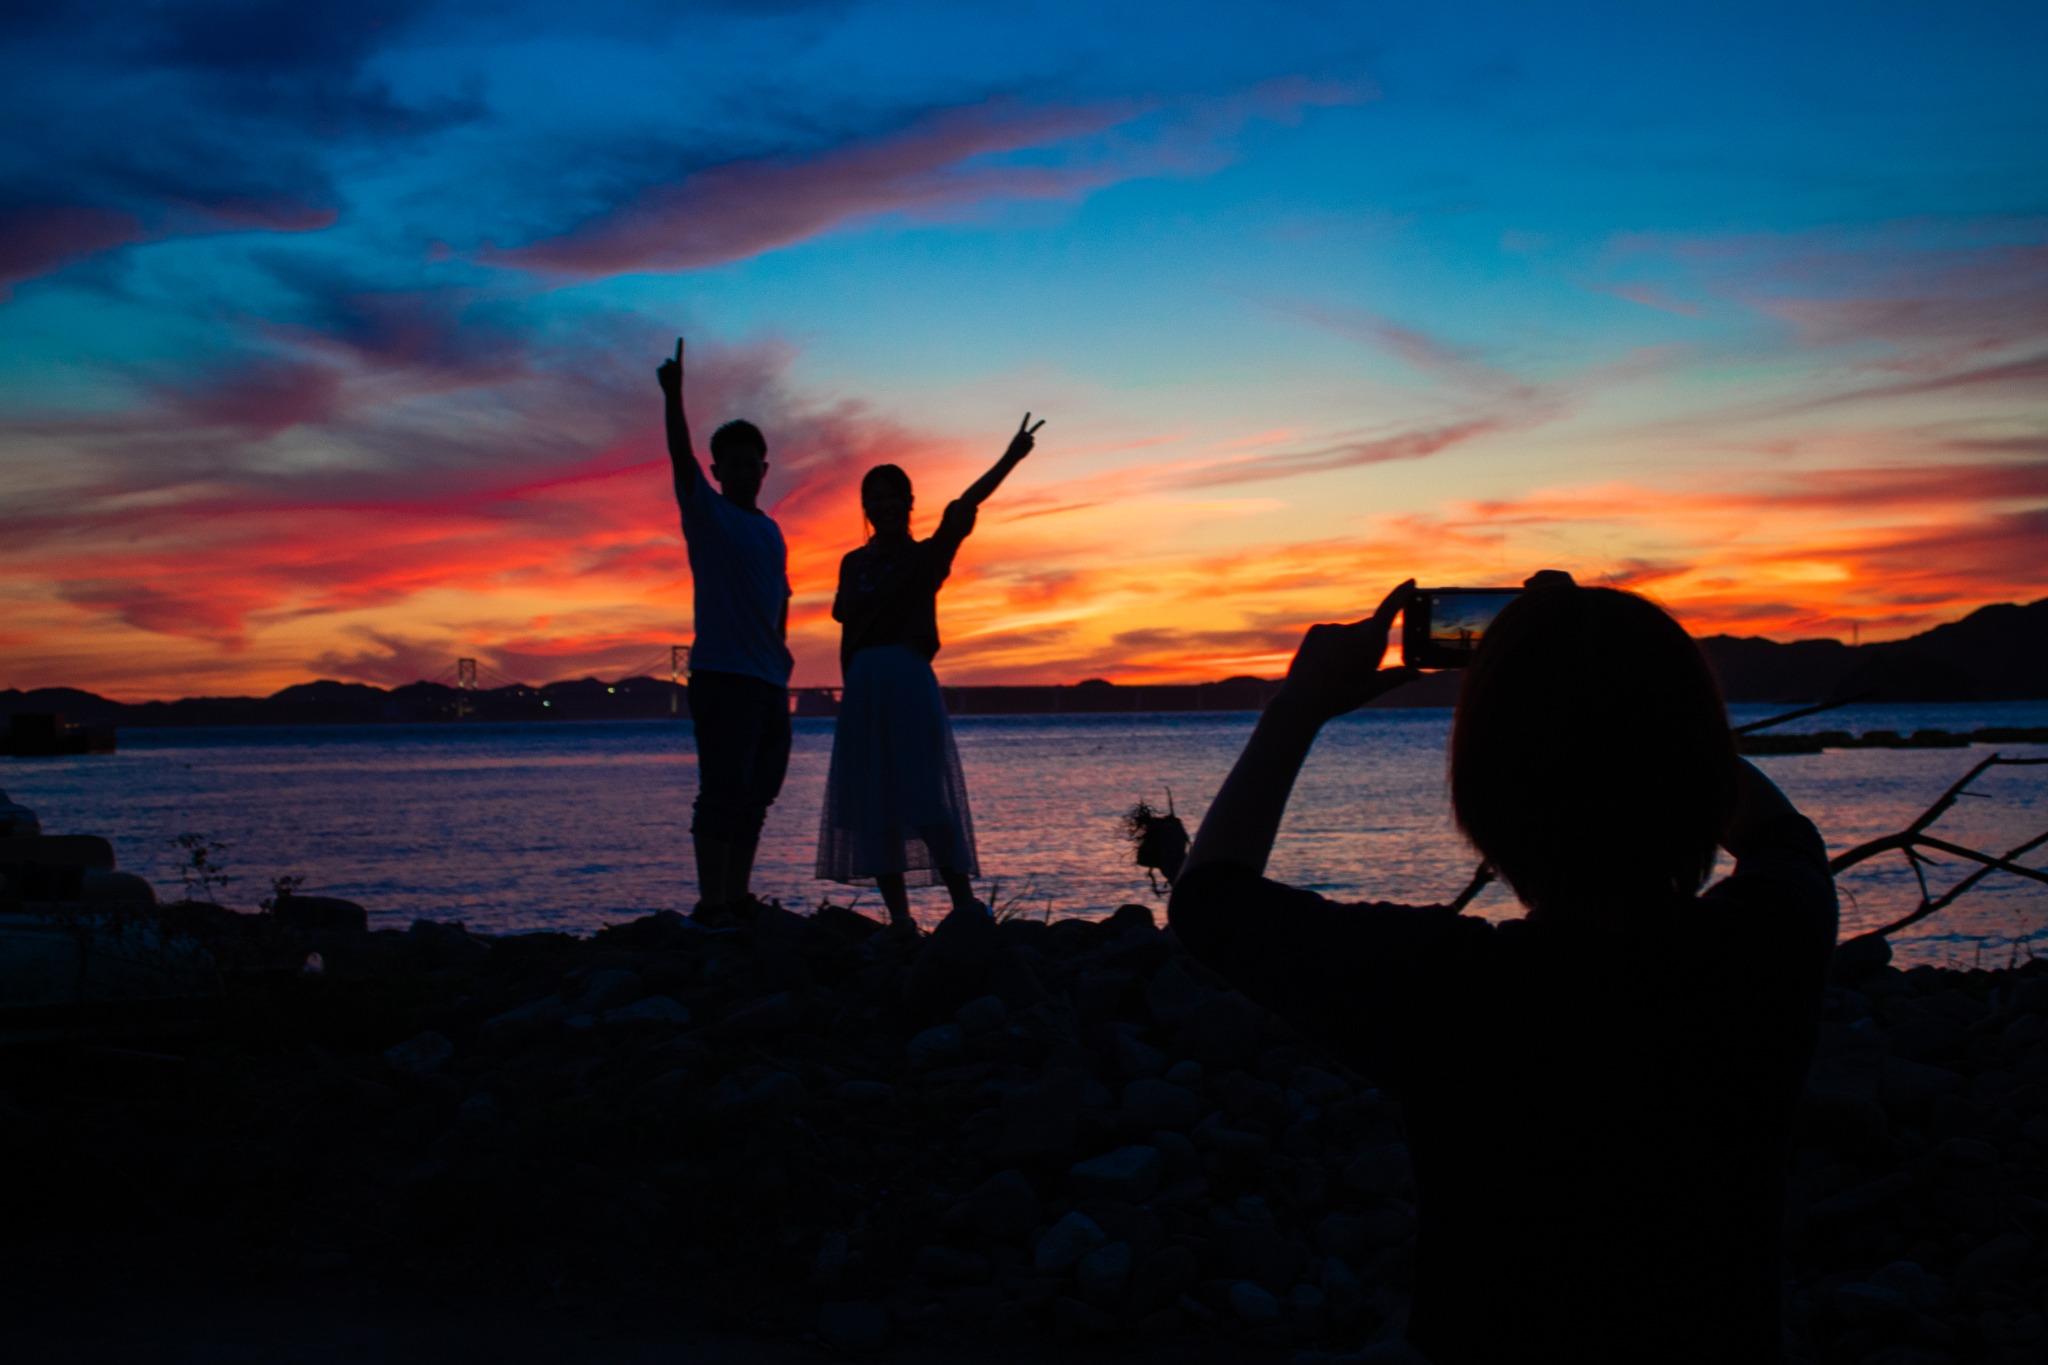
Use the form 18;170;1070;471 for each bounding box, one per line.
4;901;2044;1364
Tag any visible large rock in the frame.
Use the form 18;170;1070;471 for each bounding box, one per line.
481;995;564;1046
817;1300;890;1351
383;1030;454;1079
716;990;801;1041
905;903;999;1021
1229;1280;1280;1324
601;995;690;1029
0;792;40;837
943;1169;1041;1243
1034;1211;1107;1273
1129;1243;1199;1311
1178;991;1264;1066
1120;1079;1202;1133
997;1068;1096;1162
574;968;642;1012
273;894;368;933
407;918;485;965
906;1022;965;1068
1144;959;1210;1029
1076;1240;1132;1306
953;993;1009;1034
77;870;158;905
1069;1145;1163;1203
914;1244;990;1285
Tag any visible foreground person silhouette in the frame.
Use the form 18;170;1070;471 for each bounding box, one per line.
1170;578;1837;1364
659;337;793;920
817;413;1045;930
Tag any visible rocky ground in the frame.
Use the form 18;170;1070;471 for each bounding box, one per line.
3;898;2043;1363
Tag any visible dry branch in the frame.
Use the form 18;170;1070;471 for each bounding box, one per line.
1827;754;2048;942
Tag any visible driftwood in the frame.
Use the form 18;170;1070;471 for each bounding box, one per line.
1827;753;2048;940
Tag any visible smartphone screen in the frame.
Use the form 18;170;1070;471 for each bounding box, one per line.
1403;588;1520;668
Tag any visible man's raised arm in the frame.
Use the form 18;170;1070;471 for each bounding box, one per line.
657;337;703;510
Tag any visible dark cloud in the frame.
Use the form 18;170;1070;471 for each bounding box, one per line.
307;628;454;686
161;357;347;436
0;0;480;294
57;578;263;646
491;99;1142;276
0;203;146;298
1179;416;1510;489
491;79;1369;277
1778;352;2048;413
252;252;530;386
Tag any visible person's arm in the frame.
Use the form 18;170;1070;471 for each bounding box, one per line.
657;337;703;511
1704;757;1838;952
955;412;1044;510
1722;756;1802;860
1182;581;1416;879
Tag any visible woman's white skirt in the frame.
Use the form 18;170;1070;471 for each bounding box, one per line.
816;644;980;885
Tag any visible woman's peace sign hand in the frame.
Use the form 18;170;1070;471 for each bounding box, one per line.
1003;411;1046;462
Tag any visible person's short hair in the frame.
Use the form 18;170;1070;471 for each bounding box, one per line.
1450;583;1737;918
860;463;913;503
709;419;767;465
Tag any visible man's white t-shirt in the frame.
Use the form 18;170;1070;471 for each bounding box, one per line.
680;477;793;687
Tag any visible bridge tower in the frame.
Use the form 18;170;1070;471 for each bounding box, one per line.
670;644;689;715
457;657;478;719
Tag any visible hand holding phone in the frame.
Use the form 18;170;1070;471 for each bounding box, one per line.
1276;580;1418;723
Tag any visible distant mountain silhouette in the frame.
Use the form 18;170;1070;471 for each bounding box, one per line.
4;599;2042;728
1373;597;2048;707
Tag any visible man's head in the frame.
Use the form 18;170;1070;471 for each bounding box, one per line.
860;463;914;538
709;420;768;505
1450;582;1737;920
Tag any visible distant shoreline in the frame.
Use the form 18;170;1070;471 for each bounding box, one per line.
6;596;2045;726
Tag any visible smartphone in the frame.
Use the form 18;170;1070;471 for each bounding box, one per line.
1402;587;1521;669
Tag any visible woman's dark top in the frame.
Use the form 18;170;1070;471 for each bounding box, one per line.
833;499;975;671
1168;812;1837;1364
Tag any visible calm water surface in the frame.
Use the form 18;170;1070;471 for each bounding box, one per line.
5;703;2044;966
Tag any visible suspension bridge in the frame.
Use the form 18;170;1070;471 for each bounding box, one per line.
422;647;845;717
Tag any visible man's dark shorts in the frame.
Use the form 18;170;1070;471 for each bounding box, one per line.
688;669;791;840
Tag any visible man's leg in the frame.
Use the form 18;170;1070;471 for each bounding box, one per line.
688;672;746;909
726;682;791;904
692;833;733;908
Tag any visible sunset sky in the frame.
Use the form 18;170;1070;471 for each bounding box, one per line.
3;2;2044;700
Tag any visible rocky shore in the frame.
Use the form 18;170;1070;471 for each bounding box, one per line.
3;896;2044;1363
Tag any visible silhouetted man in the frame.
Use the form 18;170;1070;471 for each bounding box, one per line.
658;337;792;919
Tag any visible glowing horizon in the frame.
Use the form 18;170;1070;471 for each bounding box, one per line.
3;4;2045;703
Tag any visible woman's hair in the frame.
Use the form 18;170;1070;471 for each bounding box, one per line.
860;463;913;504
860;463;914;540
1450;583;1737;919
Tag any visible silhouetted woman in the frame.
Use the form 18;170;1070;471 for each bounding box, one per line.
1170;576;1836;1364
818;413;1045;930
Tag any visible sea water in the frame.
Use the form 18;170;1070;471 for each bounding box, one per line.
5;702;2044;966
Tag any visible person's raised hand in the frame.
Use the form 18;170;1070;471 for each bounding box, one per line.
1274;580;1419;725
657;337;684;400
1003;411;1046;462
